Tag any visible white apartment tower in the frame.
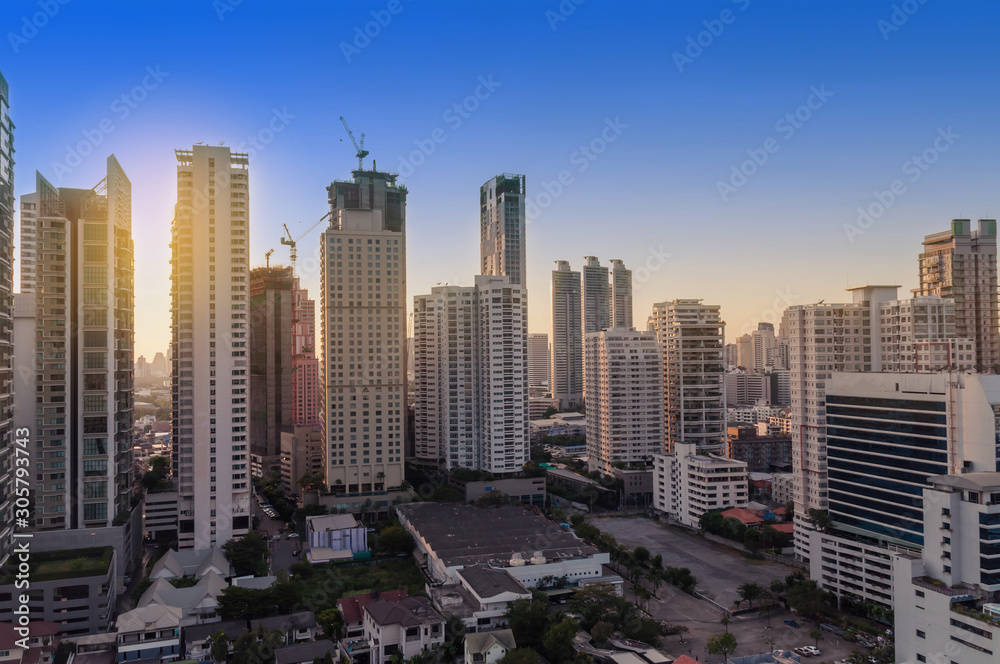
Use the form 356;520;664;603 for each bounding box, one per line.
581;256;610;335
551;261;582;410
480;174;526;288
610;259;632;329
0;70;13;565
648;299;726;454
915;219;999;372
15;160;135;532
320;168;407;494
585;328;663;477
171;146;252;549
527;332;550;390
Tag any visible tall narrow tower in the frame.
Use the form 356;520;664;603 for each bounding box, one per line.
171;145;252;550
0;70;13;566
610;259;632;329
320;167;407;493
551;261;582;410
480;174;526;287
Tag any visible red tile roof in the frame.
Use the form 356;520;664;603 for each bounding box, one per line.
0;621;60;649
768;522;794;534
336;590;408;624
673;656;699;664
721;507;764;525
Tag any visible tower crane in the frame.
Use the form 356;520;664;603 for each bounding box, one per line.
264;248;274;268
339;116;369;171
280;211;332;276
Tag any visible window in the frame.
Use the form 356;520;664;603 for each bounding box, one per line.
83;503;107;521
83;288;107;305
84;438;107;455
83;331;107;347
83;245;106;262
83;482;107;499
83;395;106;412
83;309;107;326
83;266;106;284
83;352;107;369
83;224;106;241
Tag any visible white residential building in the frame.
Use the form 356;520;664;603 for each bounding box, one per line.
609;259;632;329
320;168;407;494
894;473;1000;664
879;296;976;372
585;328;663;477
412;276;528;474
653;442;749;528
581;256;610;336
648;299;726;454
527;332;550;389
915;219;999;371
361;597;445;664
551;261;582;410
171;145;251;549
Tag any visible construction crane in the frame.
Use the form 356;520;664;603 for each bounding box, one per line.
281;211;332;276
264;248;274;268
339;116;369;171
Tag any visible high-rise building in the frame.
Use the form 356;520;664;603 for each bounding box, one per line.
413;276;528;473
320;168;407;494
750;322;776;371
915;219;999;372
0;70;13;566
14;158;135;531
609;259;632;329
585;328;663;476
151;351;167;377
551;261;582;410
653;442;749;528
581;256;610;335
292;277;319;427
527;332;550;390
249;265;294;477
648;299;726;454
879;296;976;372
171;145;252;549
135;355;151;379
480;174;526;287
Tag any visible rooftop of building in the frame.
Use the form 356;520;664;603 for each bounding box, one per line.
250;611;317;633
138;572;228;611
0;621;60;648
116;604;184;633
150;547;230;579
929;472;1000;492
465;629;516;655
396;503;600;568
365;596;443;628
307;513;362;532
457;565;531;600
274;640;335;664
2;546;113;584
182;619;248;644
337;590;408;624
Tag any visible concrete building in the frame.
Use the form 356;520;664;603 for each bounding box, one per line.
894;473;1000;664
480;174;526;288
280;425;324;497
751;322;776;371
551;261;582;410
0;70;13;569
648;299;726;454
527;332;550;390
171;145;252;549
292;278;319;427
810;372;1000;609
305;513;368;561
879;296;976;372
320;167;407;494
584;328;663;477
135;355;151;379
725;371;772;407
915;219;999;372
448;475;545;506
653;442;749;528
354;596;445;664
144;490;178;542
412;276;528;474
727;425;791;473
609;259;632;329
581;257;610;336
14;158;136;536
151;351;167;377
249;265;294;478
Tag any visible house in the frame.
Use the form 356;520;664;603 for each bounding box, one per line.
720;507;764;527
341;596;445;664
181;620;246;660
150;548;232;580
337;591;408;638
463;630;516;664
0;622;59;664
306;514;368;563
115;605;183;663
64;633;117;664
250;612;318;645
274;640;336;664
135;572;229;623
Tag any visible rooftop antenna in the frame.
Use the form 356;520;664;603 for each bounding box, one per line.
339;116;369;170
265;248;274;268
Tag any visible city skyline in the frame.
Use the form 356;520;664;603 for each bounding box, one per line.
1;0;997;359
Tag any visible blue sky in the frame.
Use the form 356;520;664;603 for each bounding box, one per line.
1;0;998;357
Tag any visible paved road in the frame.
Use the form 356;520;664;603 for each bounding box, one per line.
590;516;793;608
272;536;301;573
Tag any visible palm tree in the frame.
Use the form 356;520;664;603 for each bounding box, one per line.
720;616;730;634
647;568;663;598
758;593;775;627
633;584;652;612
206;630;229;664
376;471;386;490
737;582;764;609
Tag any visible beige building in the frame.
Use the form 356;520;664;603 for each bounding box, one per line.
320;168;407;493
171;145;252;549
551;261;582;410
653;442;749;528
585;328;664;476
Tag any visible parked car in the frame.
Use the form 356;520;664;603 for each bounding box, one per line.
784;619;799;628
794;646;820;657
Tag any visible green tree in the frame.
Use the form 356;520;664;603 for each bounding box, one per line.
570;582;633;630
706;632;738;661
633;583;652;612
222;532;269;577
809;629;823;647
206;630;230;664
806;508;831;532
647;568;664;598
720;616;730;633
769;578;786;595
788;579;825;620
758;595;775;627
316;608;344;641
699;510;724;534
542;616;579;664
497;648;540;664
737;582;764;609
590;621;613;647
650;553;662;570
632;546;650;567
376;524;415;555
743;528;762;554
503;596;551;651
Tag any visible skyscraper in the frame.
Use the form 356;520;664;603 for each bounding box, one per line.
915;219;999;372
320;167;407;494
609;259;632;329
14;158;134;531
527;332;550;390
249;265;294;477
585;328;663;476
171;145;252;549
151;351;167;377
551;261;582;410
648;299;726;454
480;174;526;287
0;71;13;566
581;256;610;335
292;277;319;427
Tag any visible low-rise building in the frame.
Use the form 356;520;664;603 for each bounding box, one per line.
464;629;516;664
0;621;59;664
338;591;408;638
182;620;246;661
250;612;319;645
449;476;545;507
144;491;178;542
653;442;749;528
275;640;336;664
726;426;791;473
306;514;368;563
340;596;445;664
115;604;183;663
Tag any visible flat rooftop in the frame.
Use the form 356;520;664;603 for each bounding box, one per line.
397;503;599;568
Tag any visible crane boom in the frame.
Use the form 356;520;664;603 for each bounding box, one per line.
279;211;333;277
339;116;369;170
